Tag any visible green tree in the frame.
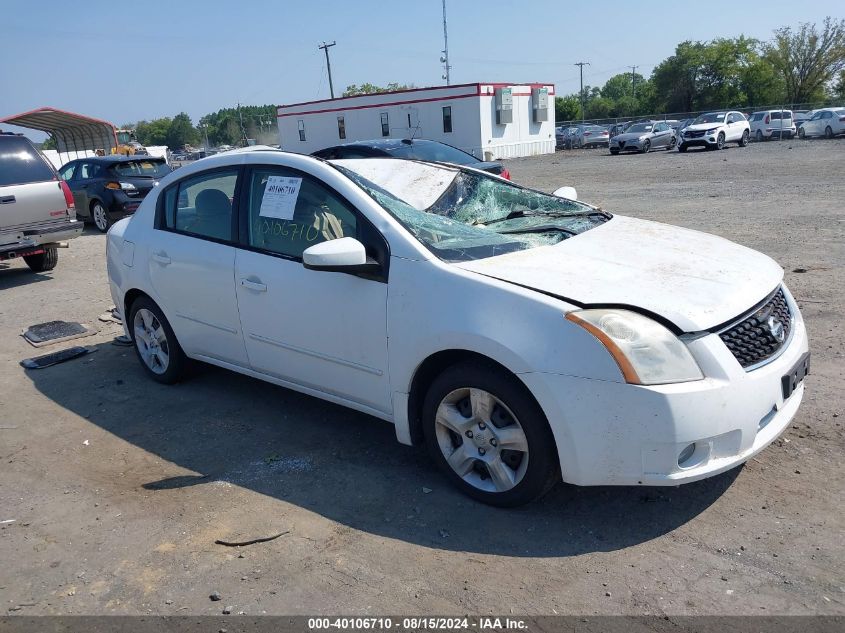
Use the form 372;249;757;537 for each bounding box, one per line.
554;95;580;122
165;112;199;149
134;118;171;146
342;82;413;97
41;136;57;150
763;17;845;104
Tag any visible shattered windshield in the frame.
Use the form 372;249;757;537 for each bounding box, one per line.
333;158;610;263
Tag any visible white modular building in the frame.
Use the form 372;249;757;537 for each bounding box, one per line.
276;82;556;160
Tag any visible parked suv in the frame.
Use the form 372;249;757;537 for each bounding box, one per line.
0;132;82;272
749;110;796;140
678;111;750;151
59;155;172;232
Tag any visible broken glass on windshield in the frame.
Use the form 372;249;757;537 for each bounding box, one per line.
333;158;610;262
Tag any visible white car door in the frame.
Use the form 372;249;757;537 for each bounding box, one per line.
147;167;250;366
233;164;392;415
725;112;740;141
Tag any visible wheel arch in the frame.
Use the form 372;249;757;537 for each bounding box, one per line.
405;349;550;450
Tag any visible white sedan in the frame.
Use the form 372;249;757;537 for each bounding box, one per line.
797;107;845;139
106;148;809;506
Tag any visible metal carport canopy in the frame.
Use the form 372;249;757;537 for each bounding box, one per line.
0;106;118;157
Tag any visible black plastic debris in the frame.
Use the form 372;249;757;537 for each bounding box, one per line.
20;346;95;369
112;335;132;347
22;321;95;347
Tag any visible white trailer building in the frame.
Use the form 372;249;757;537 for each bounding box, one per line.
276;82;556;160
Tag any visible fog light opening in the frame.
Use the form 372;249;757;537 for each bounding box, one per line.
678;443;696;467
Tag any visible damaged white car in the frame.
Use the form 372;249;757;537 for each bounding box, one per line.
106;148;809;506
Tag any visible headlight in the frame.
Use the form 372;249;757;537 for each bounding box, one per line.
566;309;703;385
639;136;647;141
705;128;718;134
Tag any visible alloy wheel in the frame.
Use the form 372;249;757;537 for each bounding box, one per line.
133;308;170;374
433;388;529;493
716;133;725;150
93;203;108;232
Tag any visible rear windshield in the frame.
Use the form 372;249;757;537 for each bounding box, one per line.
388;142;476;165
109;159;170;178
770;111;792;120
0;136;56;186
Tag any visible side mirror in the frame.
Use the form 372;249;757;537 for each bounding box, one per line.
303;237;380;274
552;186;578;201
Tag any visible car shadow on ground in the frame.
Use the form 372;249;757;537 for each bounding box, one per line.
0;263;54;289
26;340;740;558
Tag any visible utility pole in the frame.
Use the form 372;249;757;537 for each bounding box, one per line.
237;102;247;146
574;61;590;122
628;65;638;116
440;0;451;85
318;41;337;98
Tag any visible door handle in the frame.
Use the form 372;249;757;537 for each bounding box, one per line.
151;251;171;265
0;195;15;204
240;278;267;292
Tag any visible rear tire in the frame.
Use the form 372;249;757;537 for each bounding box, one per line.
128;296;187;384
92;201;111;233
23;247;58;272
739;129;749;147
755;129;763;142
422;361;559;507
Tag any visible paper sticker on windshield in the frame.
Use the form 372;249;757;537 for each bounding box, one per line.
259;176;301;220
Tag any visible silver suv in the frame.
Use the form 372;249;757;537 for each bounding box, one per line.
0;132;82;272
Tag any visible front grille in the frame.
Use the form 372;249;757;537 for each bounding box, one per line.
686;130;706;138
618;141;626;148
719;288;792;369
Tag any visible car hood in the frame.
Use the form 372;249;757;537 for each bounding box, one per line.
613;132;649;142
453;215;783;332
684;122;726;132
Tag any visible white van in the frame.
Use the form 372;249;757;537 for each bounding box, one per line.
749;110;795;140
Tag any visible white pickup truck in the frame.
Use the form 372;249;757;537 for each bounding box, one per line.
0;132;82;272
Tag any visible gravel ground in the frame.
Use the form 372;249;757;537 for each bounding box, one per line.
0;138;842;617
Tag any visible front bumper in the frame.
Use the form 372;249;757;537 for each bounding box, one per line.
680;136;718;147
522;288;809;486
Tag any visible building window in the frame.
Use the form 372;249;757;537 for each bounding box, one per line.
337;116;346;140
442;106;452;133
298;120;306;142
380;112;389;137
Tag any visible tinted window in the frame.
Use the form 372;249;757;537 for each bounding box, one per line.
442;106;453;133
335;148;375;159
337;116;346;140
164;169;237;241
246;167;357;259
58;163;76;181
380;112;389;137
389;141;475;165
0;136;56;186
109;160;170;178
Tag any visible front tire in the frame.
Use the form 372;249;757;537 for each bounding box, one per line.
824;126;834;139
640;139;651;153
91;201;111;233
678;143;688;153
739;129;750;147
128;296;187;384
715;132;725;150
422;361;559;507
23;246;58;272
609;149;619;155
798;127;805;139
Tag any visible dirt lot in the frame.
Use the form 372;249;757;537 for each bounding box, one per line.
1;139;842;617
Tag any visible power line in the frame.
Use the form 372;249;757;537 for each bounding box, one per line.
574;61;590;122
318;41;337;99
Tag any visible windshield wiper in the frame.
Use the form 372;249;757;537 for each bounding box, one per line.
480;208;611;226
497;224;578;236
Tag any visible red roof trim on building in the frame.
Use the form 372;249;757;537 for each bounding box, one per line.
277;82;555;112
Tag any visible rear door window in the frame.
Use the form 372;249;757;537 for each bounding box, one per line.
161;169;238;242
0;136;56;186
110;160;170;178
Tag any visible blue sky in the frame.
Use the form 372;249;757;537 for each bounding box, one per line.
1;0;840;138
